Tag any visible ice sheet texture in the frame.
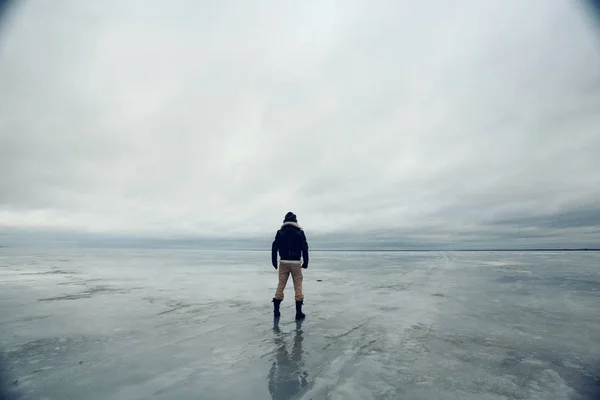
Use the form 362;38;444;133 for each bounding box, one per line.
0;249;599;400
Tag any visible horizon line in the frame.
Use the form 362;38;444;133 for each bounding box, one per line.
1;245;599;252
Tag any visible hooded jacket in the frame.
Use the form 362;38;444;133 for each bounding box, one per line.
271;221;309;268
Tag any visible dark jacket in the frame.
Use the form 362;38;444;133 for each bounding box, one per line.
271;222;309;268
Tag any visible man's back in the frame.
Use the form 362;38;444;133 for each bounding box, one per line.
274;223;308;263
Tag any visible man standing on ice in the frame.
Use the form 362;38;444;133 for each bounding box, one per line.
271;212;309;320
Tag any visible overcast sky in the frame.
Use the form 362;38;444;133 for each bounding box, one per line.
1;0;600;248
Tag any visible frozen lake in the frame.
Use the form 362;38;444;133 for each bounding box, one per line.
0;248;598;400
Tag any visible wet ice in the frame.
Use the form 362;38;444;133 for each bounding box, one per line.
0;249;599;399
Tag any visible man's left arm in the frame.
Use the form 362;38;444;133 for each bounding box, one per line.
301;231;309;269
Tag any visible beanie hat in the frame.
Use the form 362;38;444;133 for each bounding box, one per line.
283;212;297;223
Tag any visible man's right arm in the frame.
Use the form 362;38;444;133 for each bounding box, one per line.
271;232;279;269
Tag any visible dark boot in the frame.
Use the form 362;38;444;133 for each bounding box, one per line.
272;298;281;318
295;300;305;320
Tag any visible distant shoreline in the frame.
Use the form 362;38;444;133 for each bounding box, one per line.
1;245;598;252
209;248;600;252
309;248;600;252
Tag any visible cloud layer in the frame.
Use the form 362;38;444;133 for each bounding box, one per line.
1;0;600;248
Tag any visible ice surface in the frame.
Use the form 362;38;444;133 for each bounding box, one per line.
0;249;599;400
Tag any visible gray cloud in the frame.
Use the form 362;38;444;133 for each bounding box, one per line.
491;204;600;230
1;0;600;248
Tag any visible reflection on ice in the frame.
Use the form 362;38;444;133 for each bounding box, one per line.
268;319;308;400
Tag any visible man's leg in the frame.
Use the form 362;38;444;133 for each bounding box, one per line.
274;263;291;301
290;265;304;302
291;265;305;319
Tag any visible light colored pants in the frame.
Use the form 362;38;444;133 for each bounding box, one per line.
274;262;304;302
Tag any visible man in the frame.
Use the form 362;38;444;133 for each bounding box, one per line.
271;212;309;320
